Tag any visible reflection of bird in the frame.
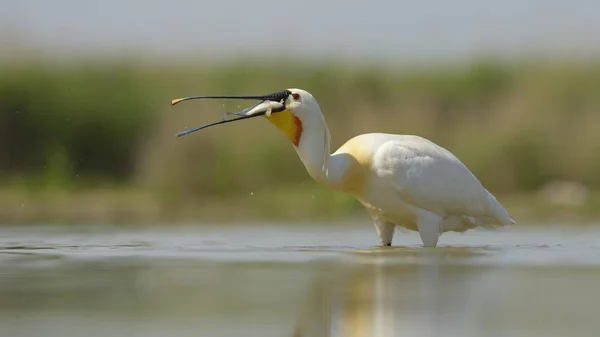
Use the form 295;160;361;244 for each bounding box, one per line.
171;88;515;247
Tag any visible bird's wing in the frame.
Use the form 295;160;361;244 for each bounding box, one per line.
372;137;514;226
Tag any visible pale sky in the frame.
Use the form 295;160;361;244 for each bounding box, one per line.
2;0;600;62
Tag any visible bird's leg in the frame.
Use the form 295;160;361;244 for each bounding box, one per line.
373;219;395;247
416;211;442;247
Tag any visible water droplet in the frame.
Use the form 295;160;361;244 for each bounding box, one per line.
250;192;254;196
21;204;24;208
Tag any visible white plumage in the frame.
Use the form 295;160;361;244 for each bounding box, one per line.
333;133;515;247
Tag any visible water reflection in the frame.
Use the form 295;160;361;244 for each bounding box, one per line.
293;248;600;337
1;227;600;337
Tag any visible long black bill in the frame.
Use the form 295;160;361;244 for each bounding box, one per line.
171;89;291;137
176;110;266;137
171;89;291;106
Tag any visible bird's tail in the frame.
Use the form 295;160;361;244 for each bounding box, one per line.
485;189;516;226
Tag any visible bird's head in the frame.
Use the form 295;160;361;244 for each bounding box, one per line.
171;88;323;147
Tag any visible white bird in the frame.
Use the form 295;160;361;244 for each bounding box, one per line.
171;88;515;247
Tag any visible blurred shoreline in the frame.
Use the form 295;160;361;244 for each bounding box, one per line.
1;187;598;225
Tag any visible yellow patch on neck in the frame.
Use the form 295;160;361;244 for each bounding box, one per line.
334;138;373;195
263;110;303;146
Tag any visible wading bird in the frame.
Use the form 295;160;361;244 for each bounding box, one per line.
171;89;515;247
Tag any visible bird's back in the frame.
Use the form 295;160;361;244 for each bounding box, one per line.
338;133;514;228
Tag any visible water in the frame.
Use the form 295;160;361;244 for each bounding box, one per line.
1;222;600;337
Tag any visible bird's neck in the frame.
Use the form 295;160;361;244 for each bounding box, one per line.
293;118;345;190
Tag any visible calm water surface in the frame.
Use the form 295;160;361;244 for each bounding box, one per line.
1;222;600;337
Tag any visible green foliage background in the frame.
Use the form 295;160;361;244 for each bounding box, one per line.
1;57;599;223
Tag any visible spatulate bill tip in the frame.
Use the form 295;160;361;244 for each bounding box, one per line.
171;98;186;106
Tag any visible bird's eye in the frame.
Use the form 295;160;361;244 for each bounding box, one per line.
292;93;300;101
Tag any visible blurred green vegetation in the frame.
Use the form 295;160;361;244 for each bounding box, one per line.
1;57;599;224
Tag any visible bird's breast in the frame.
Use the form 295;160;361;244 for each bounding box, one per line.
334;139;376;196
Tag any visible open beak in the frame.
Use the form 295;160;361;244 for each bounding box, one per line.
171;89;291;137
